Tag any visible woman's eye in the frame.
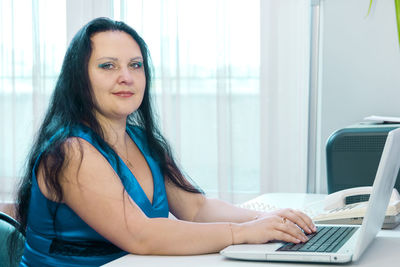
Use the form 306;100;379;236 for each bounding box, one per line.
130;62;143;69
98;63;115;70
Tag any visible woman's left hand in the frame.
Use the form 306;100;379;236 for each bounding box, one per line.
259;208;317;235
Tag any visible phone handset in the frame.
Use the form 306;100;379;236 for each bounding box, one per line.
324;186;400;211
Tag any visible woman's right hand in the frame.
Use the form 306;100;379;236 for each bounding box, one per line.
231;210;315;245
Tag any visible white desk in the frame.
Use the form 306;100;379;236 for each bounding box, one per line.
104;193;400;267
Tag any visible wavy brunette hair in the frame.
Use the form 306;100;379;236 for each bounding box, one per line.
8;17;202;265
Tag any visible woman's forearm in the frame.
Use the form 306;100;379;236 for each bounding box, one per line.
192;198;261;223
130;217;234;255
125;203;315;255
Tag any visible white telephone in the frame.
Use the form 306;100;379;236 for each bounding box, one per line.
313;186;400;229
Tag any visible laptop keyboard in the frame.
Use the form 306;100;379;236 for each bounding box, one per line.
277;226;357;253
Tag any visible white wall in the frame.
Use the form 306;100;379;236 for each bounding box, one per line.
316;0;400;192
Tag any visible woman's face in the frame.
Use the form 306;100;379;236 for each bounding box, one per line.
88;30;146;121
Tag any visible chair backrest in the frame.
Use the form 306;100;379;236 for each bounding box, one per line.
0;212;25;267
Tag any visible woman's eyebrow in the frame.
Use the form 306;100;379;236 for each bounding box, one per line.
130;56;143;61
96;57;118;61
96;56;143;61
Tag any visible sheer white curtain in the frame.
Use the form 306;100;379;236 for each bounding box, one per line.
0;0;311;204
0;0;66;202
114;0;311;203
113;0;260;203
260;0;311;193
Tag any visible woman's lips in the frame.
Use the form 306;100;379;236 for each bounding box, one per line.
113;91;134;97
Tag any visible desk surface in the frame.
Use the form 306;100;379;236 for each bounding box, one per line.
103;193;400;267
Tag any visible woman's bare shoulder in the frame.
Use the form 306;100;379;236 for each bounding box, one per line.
37;136;110;200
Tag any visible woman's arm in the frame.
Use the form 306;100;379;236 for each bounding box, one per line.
38;137;312;255
166;180;317;238
39;137;235;255
165;182;259;223
194;198;316;234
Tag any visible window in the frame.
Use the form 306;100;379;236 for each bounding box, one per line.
0;0;66;201
113;0;260;201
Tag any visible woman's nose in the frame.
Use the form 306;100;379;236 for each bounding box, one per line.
117;67;134;85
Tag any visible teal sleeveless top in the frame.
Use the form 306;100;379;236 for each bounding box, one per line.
20;124;169;266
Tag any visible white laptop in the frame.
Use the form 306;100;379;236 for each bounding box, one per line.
220;128;400;263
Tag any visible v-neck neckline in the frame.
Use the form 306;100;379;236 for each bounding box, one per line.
120;127;156;207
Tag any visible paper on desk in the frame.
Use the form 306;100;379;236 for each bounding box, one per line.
363;115;400;124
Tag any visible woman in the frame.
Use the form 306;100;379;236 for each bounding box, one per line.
11;17;316;266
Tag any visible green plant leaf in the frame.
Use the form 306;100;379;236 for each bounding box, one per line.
367;0;373;16
395;0;400;47
367;0;400;48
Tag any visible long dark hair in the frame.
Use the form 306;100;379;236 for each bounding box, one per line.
9;17;202;264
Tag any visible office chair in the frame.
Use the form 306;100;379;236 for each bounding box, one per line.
0;212;25;267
